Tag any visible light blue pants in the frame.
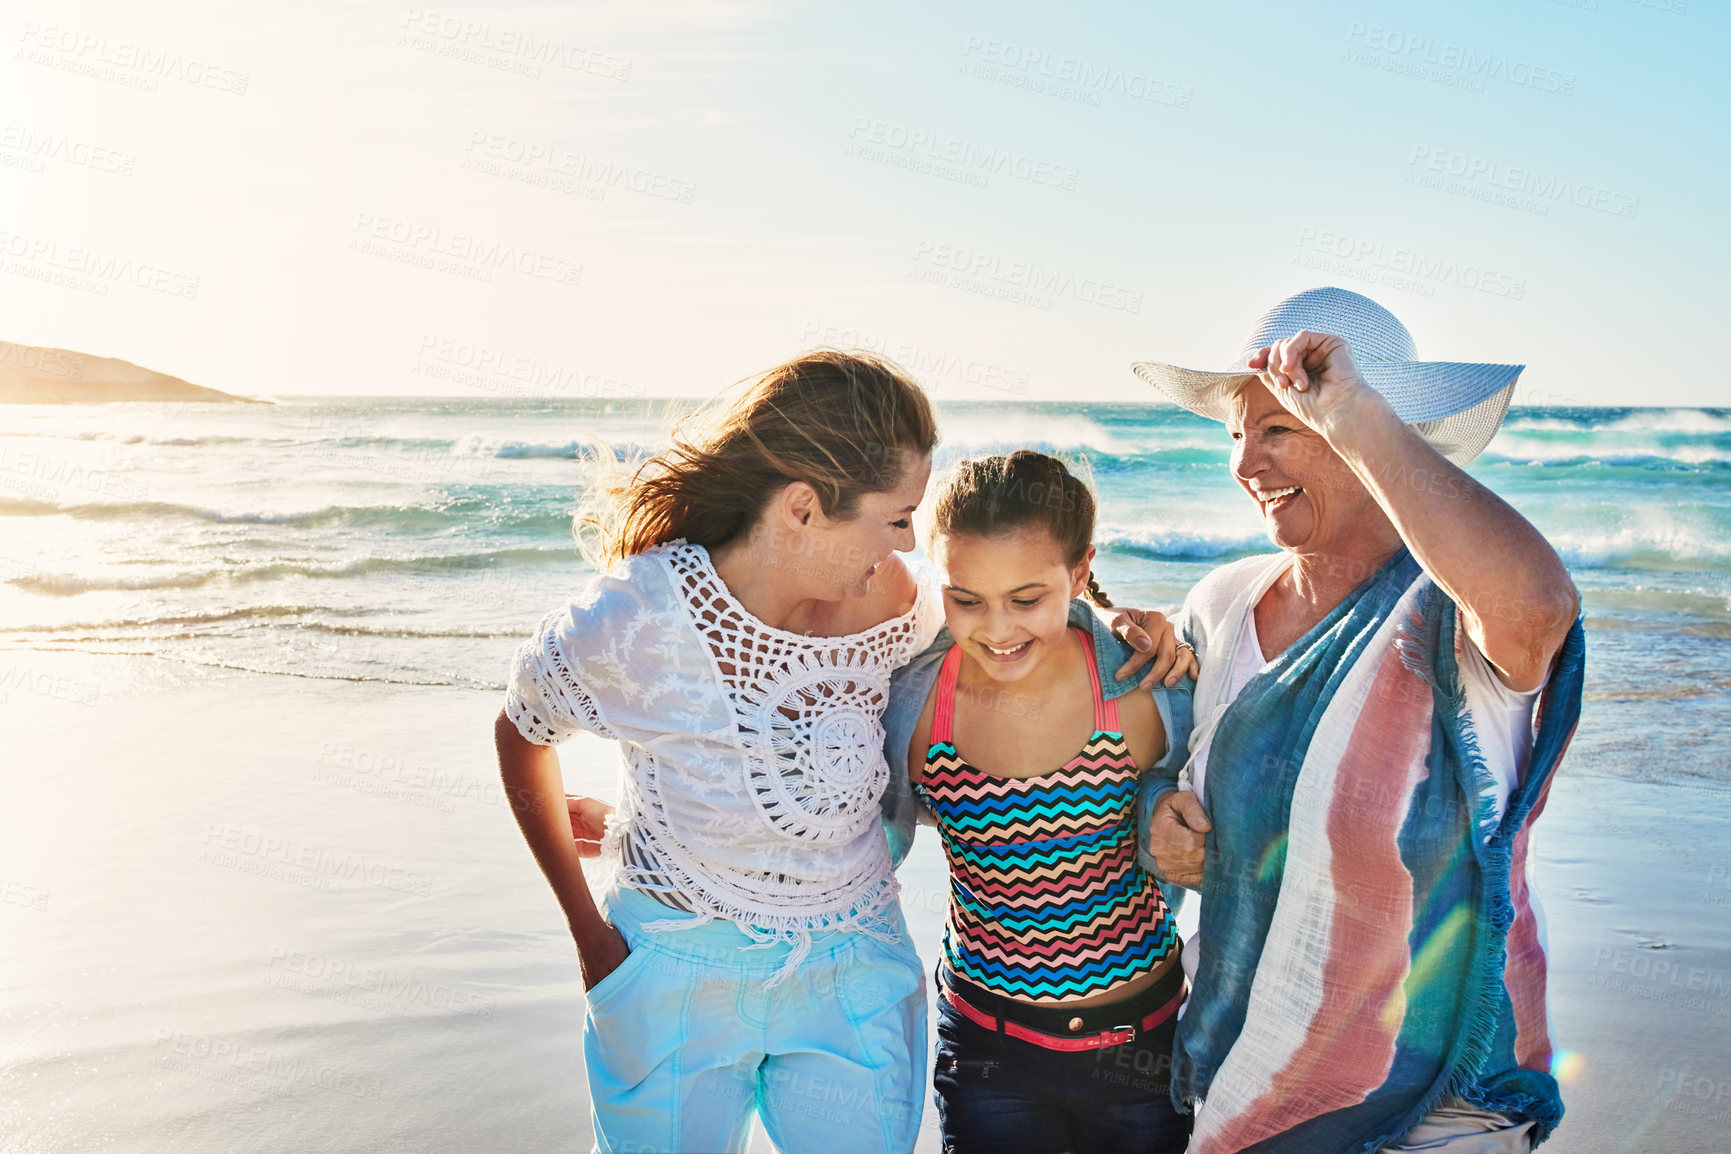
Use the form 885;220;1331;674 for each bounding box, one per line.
584;882;928;1154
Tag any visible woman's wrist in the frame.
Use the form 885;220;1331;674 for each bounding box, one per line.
570;916;620;950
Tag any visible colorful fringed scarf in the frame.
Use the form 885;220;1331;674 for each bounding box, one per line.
1177;549;1585;1153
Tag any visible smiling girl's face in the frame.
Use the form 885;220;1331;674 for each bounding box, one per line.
935;528;1091;685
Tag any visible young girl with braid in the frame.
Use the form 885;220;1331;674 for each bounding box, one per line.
904;451;1190;1154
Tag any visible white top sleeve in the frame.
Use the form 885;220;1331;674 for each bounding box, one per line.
504;602;615;746
502;553;729;747
1455;629;1545;821
1186;613;1270;806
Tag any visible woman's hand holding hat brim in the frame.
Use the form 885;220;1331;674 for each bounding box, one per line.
1246;330;1388;439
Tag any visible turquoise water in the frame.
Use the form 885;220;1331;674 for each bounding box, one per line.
3;397;1729;785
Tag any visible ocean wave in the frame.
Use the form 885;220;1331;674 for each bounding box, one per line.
1501;408;1731;435
935;413;1136;456
1484;413;1731;468
448;431;660;460
1500;417;1592;433
2;429;270;446
118;433;261;446
0;496;67;517
0;604;376;630
1;429;112;441
0;495;575;534
493;440;590;459
1659;446;1731;467
1098;526;1270;561
0;495;463;530
12;416;1230;465
2;427;495;452
1090;446;1229;474
1098;518;1731;570
1603;409;1731;434
1552;525;1731;569
6;547;581;595
2;611;525;640
1478;445;1731;469
2;642;499;690
1581;588;1731;620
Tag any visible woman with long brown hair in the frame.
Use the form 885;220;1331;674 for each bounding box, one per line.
496;351;942;1153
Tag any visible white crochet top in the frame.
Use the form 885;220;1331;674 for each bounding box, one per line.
505;540;941;982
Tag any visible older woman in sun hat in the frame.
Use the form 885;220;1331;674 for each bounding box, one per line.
1136;287;1585;1154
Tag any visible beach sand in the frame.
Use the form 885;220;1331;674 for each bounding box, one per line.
2;649;1727;1152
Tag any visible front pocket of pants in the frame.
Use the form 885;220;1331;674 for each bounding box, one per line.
583;939;659;1012
582;945;689;1092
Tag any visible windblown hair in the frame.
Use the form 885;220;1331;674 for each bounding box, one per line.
582;350;938;566
930;450;1112;607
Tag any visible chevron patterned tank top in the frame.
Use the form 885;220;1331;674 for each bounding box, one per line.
915;628;1179;1004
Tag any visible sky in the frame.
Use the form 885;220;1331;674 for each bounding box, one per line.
3;0;1726;405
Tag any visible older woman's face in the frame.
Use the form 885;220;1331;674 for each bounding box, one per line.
1226;381;1379;554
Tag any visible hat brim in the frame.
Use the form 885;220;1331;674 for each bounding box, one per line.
1129;358;1523;465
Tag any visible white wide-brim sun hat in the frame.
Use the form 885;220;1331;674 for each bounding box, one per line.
1130;286;1522;465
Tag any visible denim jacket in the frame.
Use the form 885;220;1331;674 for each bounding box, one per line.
879;598;1193;911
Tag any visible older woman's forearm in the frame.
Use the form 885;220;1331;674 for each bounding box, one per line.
1320;392;1578;690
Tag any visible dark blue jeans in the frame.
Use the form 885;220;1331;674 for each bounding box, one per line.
932;969;1190;1154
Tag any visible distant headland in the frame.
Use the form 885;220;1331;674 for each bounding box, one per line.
0;341;266;403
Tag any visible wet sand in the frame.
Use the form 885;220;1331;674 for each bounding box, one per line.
1;649;1727;1152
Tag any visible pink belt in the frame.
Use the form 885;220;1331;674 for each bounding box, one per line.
940;981;1184;1052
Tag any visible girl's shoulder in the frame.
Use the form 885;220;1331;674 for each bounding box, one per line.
1069;623;1166;767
